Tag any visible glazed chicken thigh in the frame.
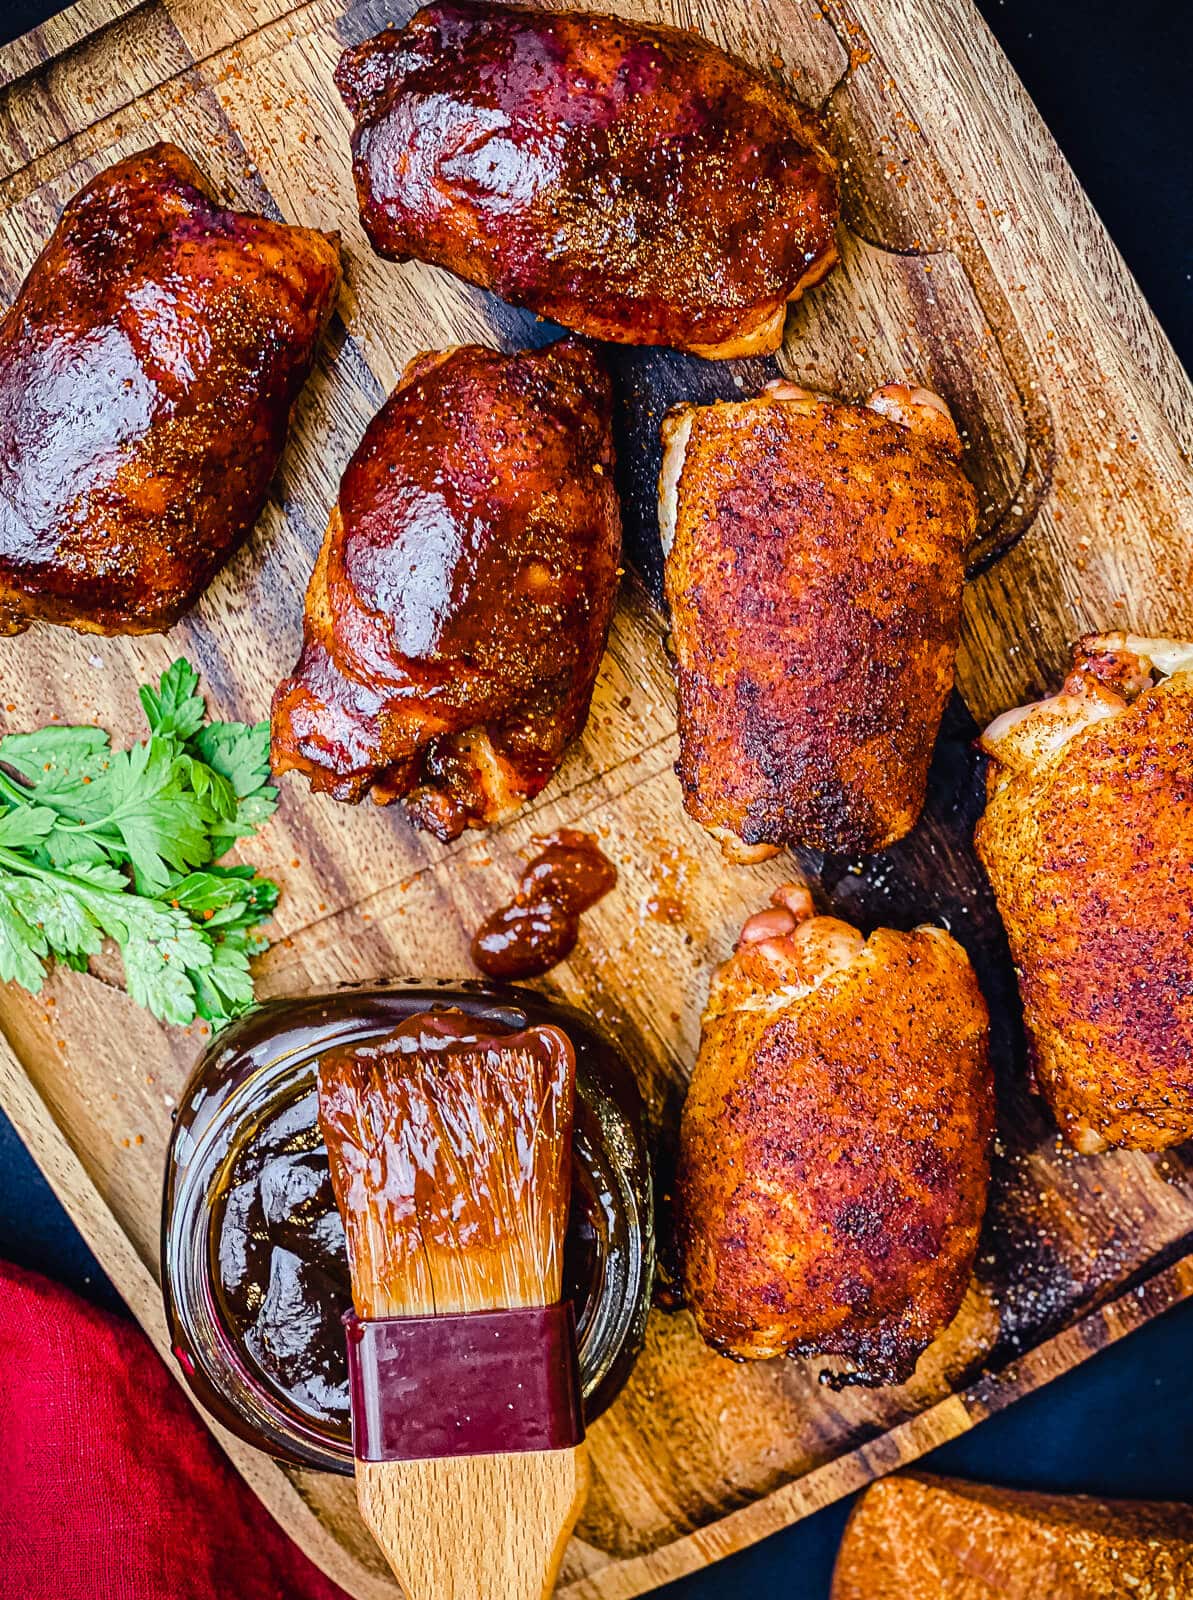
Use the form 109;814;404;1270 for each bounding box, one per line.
677;885;993;1382
976;632;1193;1153
271;339;621;840
0;144;340;634
336;2;838;357
661;382;978;859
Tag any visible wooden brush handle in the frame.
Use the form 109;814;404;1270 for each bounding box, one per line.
357;1444;588;1600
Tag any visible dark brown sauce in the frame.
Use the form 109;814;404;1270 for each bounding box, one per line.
471;829;617;980
164;984;653;1471
214;1089;349;1427
213;1067;607;1440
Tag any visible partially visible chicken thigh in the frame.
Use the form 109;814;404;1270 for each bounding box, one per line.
976;632;1193;1153
832;1474;1193;1600
0;144;340;634
336;2;838;357
271;339;621;840
660;382;978;859
677;885;993;1382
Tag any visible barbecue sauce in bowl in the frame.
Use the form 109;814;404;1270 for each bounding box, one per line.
163;984;653;1473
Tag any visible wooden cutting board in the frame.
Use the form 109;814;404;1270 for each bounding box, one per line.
1;0;1192;1595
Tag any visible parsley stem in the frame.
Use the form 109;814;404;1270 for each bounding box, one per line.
0;769;46;812
0;843;74;888
0;844;140;916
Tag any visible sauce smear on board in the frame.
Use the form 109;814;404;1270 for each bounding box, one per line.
471;829;617;981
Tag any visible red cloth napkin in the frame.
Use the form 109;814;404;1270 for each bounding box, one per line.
0;1260;352;1600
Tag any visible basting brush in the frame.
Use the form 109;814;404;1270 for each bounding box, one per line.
318;1011;587;1600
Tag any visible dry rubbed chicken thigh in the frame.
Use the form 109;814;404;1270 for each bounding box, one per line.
677;885;993;1382
660;382;978;859
271;339;620;840
0;144;340;635
335;2;838;357
976;632;1193;1153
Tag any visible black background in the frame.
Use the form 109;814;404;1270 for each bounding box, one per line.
0;1;1190;1595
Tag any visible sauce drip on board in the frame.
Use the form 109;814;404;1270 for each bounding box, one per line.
471;829;617;981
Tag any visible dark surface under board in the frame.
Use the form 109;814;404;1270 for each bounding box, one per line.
0;0;1191;1595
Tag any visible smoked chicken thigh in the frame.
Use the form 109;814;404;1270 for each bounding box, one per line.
660;382;978;860
335;2;838;357
976;632;1193;1154
678;885;993;1382
0;144;340;635
271;339;621;840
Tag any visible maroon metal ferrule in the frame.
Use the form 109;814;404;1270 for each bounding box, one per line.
343;1302;584;1462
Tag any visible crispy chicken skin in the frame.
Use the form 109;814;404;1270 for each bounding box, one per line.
660;382;978;860
677;885;993;1381
271;339;621;840
335;2;838;358
0;144;340;635
976;632;1193;1154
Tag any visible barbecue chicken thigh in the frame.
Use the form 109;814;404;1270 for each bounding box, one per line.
271;339;620;840
0;144;340;635
660;382;977;860
335;2;838;357
976;632;1193;1153
677;885;993;1382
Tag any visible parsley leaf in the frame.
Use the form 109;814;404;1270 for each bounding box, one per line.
74;739;213;892
0;806;58;851
193;720;278;848
138;658;206;742
0;659;282;1028
0;726;111;793
0;885;50;992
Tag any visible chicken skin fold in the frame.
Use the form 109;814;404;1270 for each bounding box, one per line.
335;2;838;358
678;885;993;1383
0;144;340;635
660;382;978;860
976;632;1193;1153
271;339;621;840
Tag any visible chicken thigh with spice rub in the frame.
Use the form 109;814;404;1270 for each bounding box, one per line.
677;885;993;1383
977;632;1193;1153
660;382;978;860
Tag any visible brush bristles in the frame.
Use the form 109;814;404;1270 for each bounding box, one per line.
318;1023;575;1320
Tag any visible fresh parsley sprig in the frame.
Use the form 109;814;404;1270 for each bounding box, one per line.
0;659;281;1028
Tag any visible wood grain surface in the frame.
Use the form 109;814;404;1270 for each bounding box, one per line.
0;0;1191;1595
357;1447;589;1600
